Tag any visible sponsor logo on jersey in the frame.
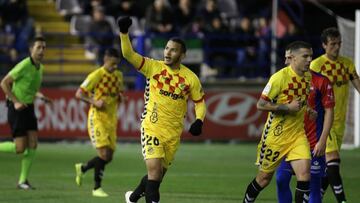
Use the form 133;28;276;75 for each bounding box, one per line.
159;89;185;100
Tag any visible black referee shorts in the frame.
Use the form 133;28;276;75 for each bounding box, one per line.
6;100;38;137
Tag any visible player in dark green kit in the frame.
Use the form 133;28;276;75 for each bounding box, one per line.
0;36;51;189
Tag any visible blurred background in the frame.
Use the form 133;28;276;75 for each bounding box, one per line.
0;0;359;143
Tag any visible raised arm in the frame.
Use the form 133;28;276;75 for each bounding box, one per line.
117;16;144;70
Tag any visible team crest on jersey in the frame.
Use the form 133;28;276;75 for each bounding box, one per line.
179;83;186;90
147;147;154;155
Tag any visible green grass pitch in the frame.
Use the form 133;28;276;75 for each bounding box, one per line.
0;142;359;203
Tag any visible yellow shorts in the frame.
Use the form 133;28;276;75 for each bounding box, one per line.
256;134;311;173
141;127;180;169
88;109;117;151
326;122;345;153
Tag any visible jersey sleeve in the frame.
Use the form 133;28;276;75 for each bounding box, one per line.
260;74;281;102
118;71;125;92
348;60;359;80
321;77;335;108
80;70;101;94
190;74;205;102
138;58;162;78
8;60;27;81
310;59;321;73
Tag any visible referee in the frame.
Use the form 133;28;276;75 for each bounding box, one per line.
0;36;51;189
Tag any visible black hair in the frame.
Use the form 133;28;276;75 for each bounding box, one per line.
105;48;121;58
169;37;187;53
287;41;312;52
321;27;341;44
29;36;46;47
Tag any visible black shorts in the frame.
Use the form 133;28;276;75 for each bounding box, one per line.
7;100;38;137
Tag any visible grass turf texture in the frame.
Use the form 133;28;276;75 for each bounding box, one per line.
0;142;359;203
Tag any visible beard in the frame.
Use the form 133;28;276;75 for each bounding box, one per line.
165;55;181;67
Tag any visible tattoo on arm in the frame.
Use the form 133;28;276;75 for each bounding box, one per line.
276;104;289;113
258;99;268;107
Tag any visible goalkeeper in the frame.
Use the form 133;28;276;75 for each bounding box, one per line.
117;16;207;203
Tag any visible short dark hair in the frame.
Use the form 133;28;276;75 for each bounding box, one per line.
105;48;121;58
321;27;340;44
287;41;312;52
169;37;187;53
29;36;46;47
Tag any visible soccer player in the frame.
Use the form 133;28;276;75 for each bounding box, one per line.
310;27;360;203
0;36;51;189
117;16;206;203
276;45;335;203
242;41;313;203
74;48;124;197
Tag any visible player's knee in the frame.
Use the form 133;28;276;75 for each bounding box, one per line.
296;170;310;181
256;172;273;187
15;146;26;154
147;168;163;181
99;153;112;162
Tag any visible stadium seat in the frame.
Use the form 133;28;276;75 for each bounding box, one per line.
56;0;82;16
70;15;92;36
70;15;119;36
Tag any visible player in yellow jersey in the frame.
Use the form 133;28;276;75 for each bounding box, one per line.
117;17;206;203
242;41;313;203
310;27;360;203
74;48;124;197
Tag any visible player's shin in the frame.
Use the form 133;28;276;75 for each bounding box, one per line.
309;175;322;203
321;175;329;198
295;181;310;203
243;178;263;203
276;170;293;203
327;159;346;203
130;175;148;202
94;157;107;189
145;180;160;203
19;148;36;184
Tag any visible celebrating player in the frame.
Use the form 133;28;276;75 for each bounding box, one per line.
117;16;206;203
